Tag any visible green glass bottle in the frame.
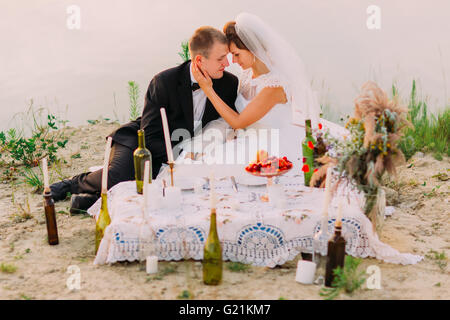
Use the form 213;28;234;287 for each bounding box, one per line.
95;193;111;254
203;208;222;285
133;129;152;194
301;119;316;186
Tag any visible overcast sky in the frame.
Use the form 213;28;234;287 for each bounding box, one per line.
1;0;449;130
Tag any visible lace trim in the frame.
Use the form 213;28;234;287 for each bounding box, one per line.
239;69;291;104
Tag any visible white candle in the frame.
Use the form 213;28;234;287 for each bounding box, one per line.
336;198;343;227
143;160;150;208
101;137;113;194
209;171;216;209
148;180;163;210
42;158;49;192
322;167;333;217
295;260;317;285
146;255;158;274
160;108;174;164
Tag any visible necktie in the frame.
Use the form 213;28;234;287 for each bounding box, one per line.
191;83;200;92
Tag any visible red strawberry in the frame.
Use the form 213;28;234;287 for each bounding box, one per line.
318;123;323;130
302;164;310;173
314;168;318;173
302;157;306;163
307;141;314;150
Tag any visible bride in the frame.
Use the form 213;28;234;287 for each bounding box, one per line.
160;12;347;180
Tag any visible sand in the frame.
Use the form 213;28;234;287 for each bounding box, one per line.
0;121;448;300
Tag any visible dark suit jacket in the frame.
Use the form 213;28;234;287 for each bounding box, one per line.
110;61;239;164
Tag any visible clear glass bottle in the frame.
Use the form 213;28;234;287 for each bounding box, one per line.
314;214;331;254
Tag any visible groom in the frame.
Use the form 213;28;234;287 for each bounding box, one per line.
50;26;239;212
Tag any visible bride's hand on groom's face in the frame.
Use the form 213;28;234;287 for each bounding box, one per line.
193;62;213;90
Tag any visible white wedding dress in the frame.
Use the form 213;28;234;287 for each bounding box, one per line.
158;68;348;181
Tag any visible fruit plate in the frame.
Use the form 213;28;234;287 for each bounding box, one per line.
245;166;292;178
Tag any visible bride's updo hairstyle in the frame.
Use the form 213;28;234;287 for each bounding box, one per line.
223;21;249;51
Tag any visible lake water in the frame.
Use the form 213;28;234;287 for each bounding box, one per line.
1;0;449;132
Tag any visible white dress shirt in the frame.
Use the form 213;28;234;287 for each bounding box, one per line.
190;62;207;134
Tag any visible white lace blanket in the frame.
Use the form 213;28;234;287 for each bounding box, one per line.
87;175;423;267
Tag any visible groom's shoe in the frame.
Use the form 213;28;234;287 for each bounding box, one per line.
49;179;73;201
69;193;99;214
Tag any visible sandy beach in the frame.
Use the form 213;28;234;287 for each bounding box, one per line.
0;121;448;300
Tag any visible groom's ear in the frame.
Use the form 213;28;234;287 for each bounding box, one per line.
193;54;203;66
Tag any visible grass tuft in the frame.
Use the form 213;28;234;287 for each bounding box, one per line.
1;263;18;274
226;262;251;272
397;80;449;160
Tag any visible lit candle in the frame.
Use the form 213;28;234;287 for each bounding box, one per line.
143;160;150;208
101;137;113;194
160;108;174;164
146;255;158;274
42;158;50;193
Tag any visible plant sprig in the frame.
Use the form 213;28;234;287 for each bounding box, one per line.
319;256;366;300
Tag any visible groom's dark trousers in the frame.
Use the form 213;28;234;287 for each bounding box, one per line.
68;61;238;197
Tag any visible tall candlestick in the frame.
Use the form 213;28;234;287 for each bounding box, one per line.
160;108;174;164
101;137;113;194
322;167;333;217
209;171;216;210
336;199;343;227
143;160;150;208
42;158;50;193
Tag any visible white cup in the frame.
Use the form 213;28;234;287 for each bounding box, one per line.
295;260;317;285
146;255;158;274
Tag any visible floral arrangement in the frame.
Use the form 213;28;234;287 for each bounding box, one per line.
310;81;410;228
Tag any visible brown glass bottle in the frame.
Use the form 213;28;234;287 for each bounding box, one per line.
133;129;152;194
203;208;222;285
43;190;59;245
325;220;346;287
